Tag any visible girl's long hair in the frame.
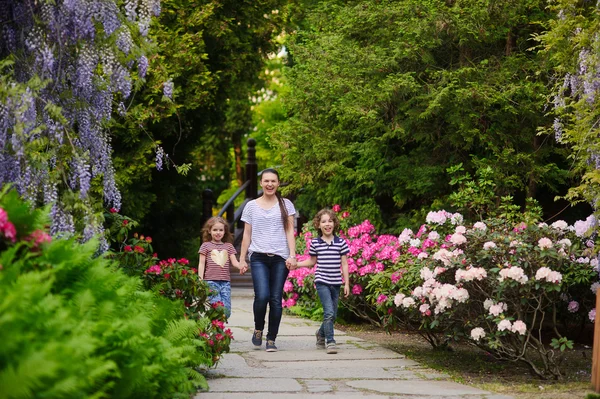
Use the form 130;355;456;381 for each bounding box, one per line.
261;168;290;231
201;216;233;243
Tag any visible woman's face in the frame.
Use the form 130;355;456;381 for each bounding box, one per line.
260;172;280;196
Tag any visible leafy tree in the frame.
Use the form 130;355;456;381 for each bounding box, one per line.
110;0;289;258
273;0;575;228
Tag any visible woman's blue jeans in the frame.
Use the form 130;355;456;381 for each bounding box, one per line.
316;282;340;344
250;253;289;341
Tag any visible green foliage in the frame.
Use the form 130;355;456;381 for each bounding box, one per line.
273;0;572;228
0;190;208;398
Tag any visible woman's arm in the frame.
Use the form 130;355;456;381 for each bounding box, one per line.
341;255;350;297
198;253;206;280
239;222;252;271
285;215;297;269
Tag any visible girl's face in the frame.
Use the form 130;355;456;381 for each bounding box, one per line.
319;213;335;236
260;172;280;196
210;222;225;242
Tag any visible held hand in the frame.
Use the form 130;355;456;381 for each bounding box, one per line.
286;257;297;270
344;284;350;298
239;260;248;275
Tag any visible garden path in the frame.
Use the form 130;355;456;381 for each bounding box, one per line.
195;287;513;399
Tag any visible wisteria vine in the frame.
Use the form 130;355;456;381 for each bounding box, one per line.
0;0;160;246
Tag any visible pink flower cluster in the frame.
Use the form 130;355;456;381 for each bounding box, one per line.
455;267;487;283
497;266;528;284
0;208;17;243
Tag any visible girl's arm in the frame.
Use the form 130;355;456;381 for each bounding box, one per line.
296;255;317;269
198;253;206;280
239;222;252;271
341;255;350;297
285;215;297;269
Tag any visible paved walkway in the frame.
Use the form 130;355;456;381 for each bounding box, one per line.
196;287;513;399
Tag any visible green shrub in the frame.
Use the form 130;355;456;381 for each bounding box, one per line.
0;190;207;398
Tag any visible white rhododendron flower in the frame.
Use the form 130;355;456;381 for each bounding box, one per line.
556;238;571;249
498;266;528;284
455;225;467;234
472;221;487;231
428;231;440;241
470;327;486;341
538;237;553;250
591;282;600;294
497;319;512;331
489;302;508;317
450;233;467;245
551;220;568;230
398;228;413;244
483;298;494;310
511;320;527;335
402;297;416;308
535;267;562;284
409;238;421;248
394;293;406;307
483;241;497;250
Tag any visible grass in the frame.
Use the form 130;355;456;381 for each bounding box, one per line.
339;323;596;399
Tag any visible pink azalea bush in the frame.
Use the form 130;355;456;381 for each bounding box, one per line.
284;205;600;379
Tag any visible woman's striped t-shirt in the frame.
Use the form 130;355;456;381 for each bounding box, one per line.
241;198;296;259
309;236;349;285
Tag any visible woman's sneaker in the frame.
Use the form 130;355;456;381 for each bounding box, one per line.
315;330;325;349
266;340;278;352
326;342;337;354
252;330;263;347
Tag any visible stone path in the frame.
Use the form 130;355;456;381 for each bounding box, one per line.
195;288;513;399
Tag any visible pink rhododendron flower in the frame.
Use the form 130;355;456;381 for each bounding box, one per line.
212;319;225;329
567;301;579;313
590;308;596;323
352;284;363;295
497;319;512;331
283;280;294;293
419;303;431;316
145;265;162;275
124;245;132;252
398;228;413;244
511;320;527;335
416;224;427;238
342;211;350;218
28;229;52;246
470;327;485;341
537;237;553;250
390;271;403;284
332;204;341;212
513;222;527;233
376;294;388;304
418;252;429;259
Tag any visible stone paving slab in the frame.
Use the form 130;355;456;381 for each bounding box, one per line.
346;380;490;396
197;288;514;399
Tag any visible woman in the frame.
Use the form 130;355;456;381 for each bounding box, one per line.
239;168;297;352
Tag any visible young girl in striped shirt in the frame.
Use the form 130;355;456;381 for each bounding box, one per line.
198;216;248;318
296;208;349;354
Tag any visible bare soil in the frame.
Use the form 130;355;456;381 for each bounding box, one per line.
338;323;595;399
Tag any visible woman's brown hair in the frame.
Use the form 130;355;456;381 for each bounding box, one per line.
312;208;340;236
201;216;233;243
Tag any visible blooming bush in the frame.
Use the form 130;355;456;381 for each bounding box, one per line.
284;204;600;379
106;210;232;364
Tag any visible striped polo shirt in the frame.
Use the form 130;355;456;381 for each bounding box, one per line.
241;198;296;259
309;236;349;285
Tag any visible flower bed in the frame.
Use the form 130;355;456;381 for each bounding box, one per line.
284;206;599;379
